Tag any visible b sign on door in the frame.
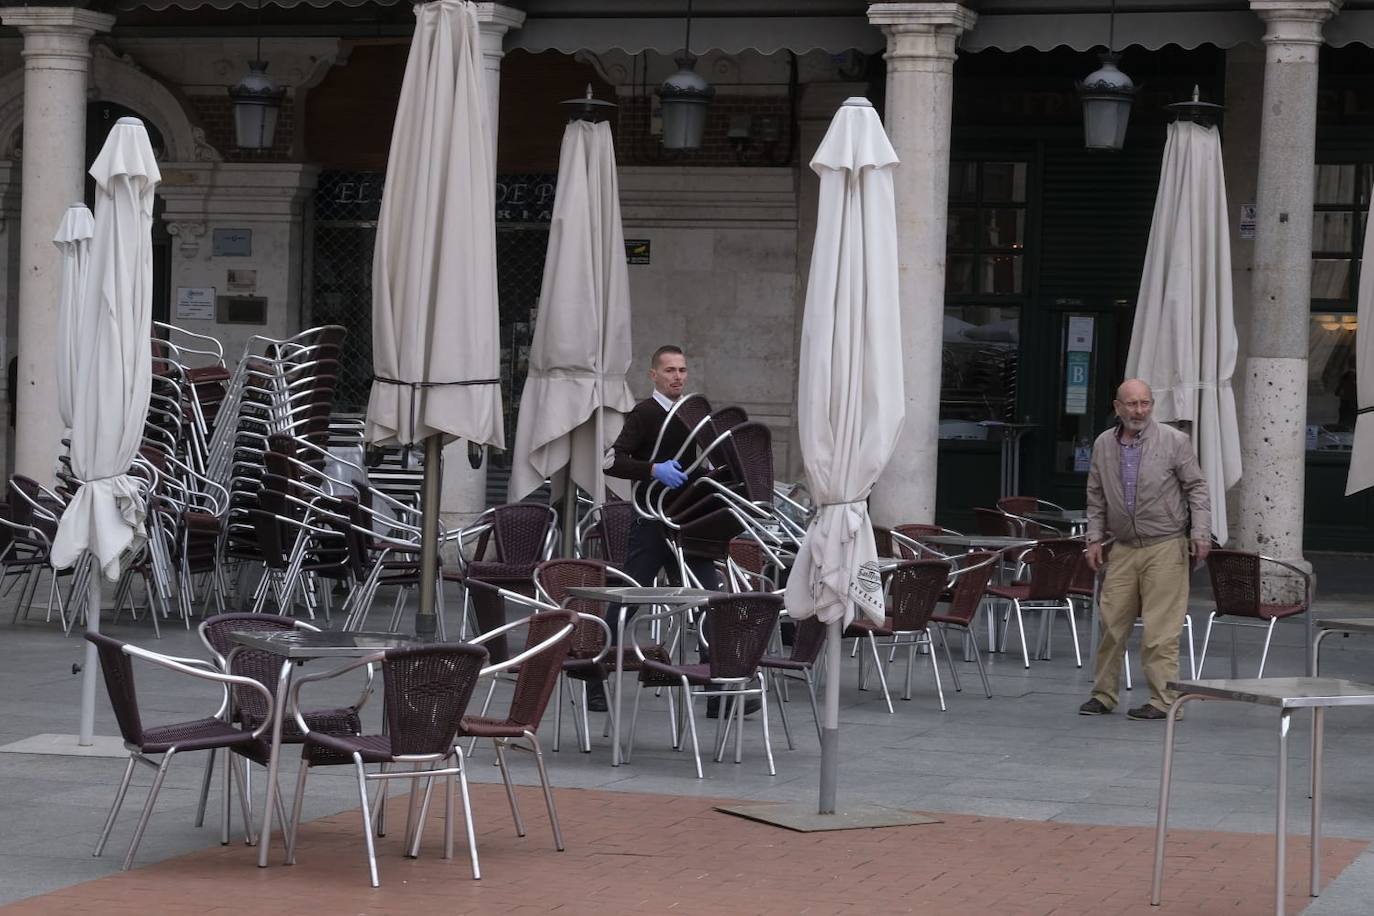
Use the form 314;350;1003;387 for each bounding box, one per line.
1065;351;1090;415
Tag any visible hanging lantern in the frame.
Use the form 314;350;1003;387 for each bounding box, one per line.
1077;53;1135;151
658;54;714;150
229;60;285;150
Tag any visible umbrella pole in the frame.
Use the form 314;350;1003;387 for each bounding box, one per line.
560;470;578;558
79;554;101;746
416;433;442;639
818;617;843;814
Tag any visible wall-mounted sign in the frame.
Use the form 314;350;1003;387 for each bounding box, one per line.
226;269;257;293
1239;203;1257;240
212;228;252;257
495;174;556;222
175;286;215;321
1066;315;1094;352
625;239;651;265
1065;350;1090;416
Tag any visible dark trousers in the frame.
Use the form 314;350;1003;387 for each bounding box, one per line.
619;518;722;662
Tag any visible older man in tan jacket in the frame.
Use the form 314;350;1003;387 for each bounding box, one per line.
1079;379;1211;721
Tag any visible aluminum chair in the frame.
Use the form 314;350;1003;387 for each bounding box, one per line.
931;551;1001;698
1199;550;1312;678
86;632;271;870
986;538;1085;668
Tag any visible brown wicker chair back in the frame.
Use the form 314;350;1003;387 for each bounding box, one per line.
382;644;488;756
705;592;782;680
885;560;952;631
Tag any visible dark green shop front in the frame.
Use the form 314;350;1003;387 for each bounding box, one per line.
931;45;1370;552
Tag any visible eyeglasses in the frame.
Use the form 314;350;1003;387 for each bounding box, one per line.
1117;400;1153;409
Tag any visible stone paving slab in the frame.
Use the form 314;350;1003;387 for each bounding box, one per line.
0;785;1364;915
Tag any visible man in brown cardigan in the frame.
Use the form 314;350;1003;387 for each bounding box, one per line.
1079;378;1211;721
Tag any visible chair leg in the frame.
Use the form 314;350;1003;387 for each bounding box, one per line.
903;636;916;701
285;759;310;865
1066;603;1082;668
552;674;564;753
969;631;993;699
123;751;176;871
1258;618;1278;678
770;671;795;751
926;631;946;712
1198;612;1217;677
467;678;499;757
453;746;481;880
219;743;232;846
757;675;776;777
1184;617;1198;679
444;765;456;861
866;634;894;714
625;679;644;765
94;755;138;857
407;773;436;859
352;754;380;887
526;732;565;851
804;670;823;743
578;681;593;753
683;681;703;779
936;625;963;693
1013;600;1030;668
194;748;216;828
492;739;525;837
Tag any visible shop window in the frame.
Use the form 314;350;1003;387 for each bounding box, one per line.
1308;163;1364;452
945;161;1027;296
940;304;1020;438
1307;313;1358;453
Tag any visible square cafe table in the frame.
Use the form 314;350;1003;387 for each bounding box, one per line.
227;629;432;867
1151;677;1374;916
1024;509;1088;537
564;586;721;767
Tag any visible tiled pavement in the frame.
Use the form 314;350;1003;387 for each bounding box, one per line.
0;784;1366;915
1;555;1372;913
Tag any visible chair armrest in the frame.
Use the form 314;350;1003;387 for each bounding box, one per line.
478;619;575;679
285;652;386;737
124;644;274;736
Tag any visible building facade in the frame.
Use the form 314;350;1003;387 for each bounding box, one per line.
0;0;1367;558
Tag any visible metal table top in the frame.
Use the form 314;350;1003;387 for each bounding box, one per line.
1316;618;1374;634
1026;510;1088;525
228;629;430;659
922;534;1036;550
565;586;722;606
1168;677;1374;709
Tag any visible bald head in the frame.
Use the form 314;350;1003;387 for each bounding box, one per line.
1114;378;1154;436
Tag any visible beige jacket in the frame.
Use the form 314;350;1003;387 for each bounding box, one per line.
1085;419;1210;547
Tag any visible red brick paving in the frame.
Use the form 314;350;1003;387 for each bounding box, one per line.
3;785;1365;915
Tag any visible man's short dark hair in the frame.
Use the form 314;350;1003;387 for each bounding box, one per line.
651;345;684;368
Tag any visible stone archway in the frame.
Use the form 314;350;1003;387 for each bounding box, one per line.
0;44;215;163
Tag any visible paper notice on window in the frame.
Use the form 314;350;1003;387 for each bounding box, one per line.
1067;316;1094;352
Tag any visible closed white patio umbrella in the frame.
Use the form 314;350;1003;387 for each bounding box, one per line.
54;203;95;434
784;98;903;814
508;118;635;515
50;118;160;745
1347;203;1374;496
1125;118;1242;543
366;0;503;633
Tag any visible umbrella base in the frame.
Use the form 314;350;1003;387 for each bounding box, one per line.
714;802;940;833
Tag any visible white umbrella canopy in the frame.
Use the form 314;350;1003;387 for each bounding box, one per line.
49;118;159;746
784;97;904;630
365;0;503;451
51;118;159;579
784;97;902;816
1347;203;1374;496
54;203;95;434
508;119;635;505
1125;119;1241;543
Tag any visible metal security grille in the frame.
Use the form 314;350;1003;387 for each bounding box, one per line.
493;224;550;469
309;171;383;411
306;172;551;450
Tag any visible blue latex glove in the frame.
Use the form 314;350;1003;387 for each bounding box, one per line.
651;460;688;489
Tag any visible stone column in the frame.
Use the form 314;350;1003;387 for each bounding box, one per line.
1232;0;1339;574
865;2;976;527
436;2;526;544
0;7;114;482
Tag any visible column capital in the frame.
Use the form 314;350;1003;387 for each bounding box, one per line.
1250;0;1341;44
0;6;114;36
867;2;977;33
472;2;526;59
867;3;977;62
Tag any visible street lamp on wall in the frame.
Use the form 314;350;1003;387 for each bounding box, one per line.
228;0;285;150
657;0;714;150
1076;0;1135;151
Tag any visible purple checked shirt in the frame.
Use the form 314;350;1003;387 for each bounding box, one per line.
1118;428;1144;515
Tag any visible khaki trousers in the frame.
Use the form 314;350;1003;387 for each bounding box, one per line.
1091;536;1190;711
